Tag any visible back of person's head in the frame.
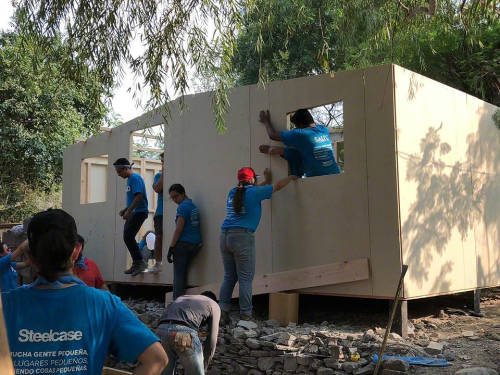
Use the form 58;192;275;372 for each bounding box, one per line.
201;291;218;302
233;167;256;214
28;209;78;282
290;109;314;128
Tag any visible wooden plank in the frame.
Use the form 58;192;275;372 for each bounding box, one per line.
133;145;164;153
0;296;15;375
102;367;133;375
165;258;370;303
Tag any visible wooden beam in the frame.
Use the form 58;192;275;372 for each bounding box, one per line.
132;145;164;153
0;296;15;375
132;132;164;141
165;258;370;304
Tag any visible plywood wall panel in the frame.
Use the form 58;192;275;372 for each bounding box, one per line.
249;85;273;276
364;65;402;298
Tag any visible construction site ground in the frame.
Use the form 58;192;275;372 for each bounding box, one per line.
106;286;500;374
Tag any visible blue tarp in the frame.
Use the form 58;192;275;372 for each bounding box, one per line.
372;354;449;367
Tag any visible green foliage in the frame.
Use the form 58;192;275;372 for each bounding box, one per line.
16;0;243;132
0;31;109;222
232;0;499;106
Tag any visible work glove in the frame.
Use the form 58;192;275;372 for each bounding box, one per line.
167;246;174;263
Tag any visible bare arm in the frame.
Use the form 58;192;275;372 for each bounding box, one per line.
10;240;29;262
259;110;281;141
204;304;221;370
273;175;298;192
124;193;144;217
133;342;168;375
169;217;185;247
153;174;163;193
14;262;30;270
257;168;272;186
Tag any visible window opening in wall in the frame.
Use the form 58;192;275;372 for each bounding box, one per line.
285;101;344;176
80;155;108;204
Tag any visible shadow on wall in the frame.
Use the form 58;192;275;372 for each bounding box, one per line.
401;103;499;293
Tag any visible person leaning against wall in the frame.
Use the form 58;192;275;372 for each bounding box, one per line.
113;157;149;276
166;184;202;299
219;167;297;322
1;208;168;375
149;152;165;273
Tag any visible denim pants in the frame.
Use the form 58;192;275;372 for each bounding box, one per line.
173;242;201;300
157;323;205;375
123;212;148;263
219;228;255;316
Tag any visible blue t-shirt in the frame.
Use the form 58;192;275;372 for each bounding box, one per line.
153;172;163;217
221;185;273;232
0;254;18;292
1;284;158;374
127;173;148;214
281;125;340;177
176;198;201;244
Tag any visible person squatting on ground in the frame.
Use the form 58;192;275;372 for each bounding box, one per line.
156;292;220;375
259;109;340;177
74;234;109;290
219;167;297;321
1;208;168;375
0;240;30;292
113;157;149;276
150;152;165;273
167;184;202;300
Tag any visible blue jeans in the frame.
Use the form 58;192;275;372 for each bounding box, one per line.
219;228;255;316
157;324;205;375
173;242;201;300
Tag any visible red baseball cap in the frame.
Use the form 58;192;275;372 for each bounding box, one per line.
237;167;257;182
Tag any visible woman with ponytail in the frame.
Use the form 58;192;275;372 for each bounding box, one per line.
1;209;168;375
219;167;297;321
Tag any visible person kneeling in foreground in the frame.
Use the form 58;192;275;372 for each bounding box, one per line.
157;292;220;375
1;209;168;375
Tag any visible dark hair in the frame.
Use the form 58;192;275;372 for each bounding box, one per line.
160;152;164;159
169;184;185;195
233;181;252;214
76;234;85;250
0;241;6;255
113;157;132;168
290;108;314;128
27;209;78;282
201;291;218;302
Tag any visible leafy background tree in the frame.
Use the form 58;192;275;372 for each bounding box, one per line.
231;0;499;106
0;30;111;222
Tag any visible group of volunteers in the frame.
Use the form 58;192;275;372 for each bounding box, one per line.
0;108;339;375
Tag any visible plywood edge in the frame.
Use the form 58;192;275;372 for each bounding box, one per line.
165;258;370;304
102;367;133;375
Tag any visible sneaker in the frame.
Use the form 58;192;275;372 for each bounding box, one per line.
148;263;162;274
239;313;256;322
124;265;134;274
131;261;147;276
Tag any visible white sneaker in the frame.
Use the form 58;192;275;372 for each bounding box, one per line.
148;263;162;274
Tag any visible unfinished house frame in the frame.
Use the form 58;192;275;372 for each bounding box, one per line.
63;65;499;333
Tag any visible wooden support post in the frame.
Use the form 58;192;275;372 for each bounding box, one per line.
473;289;481;314
269;292;299;326
391;299;408;338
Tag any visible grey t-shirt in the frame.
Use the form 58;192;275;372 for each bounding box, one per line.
160;295;220;365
